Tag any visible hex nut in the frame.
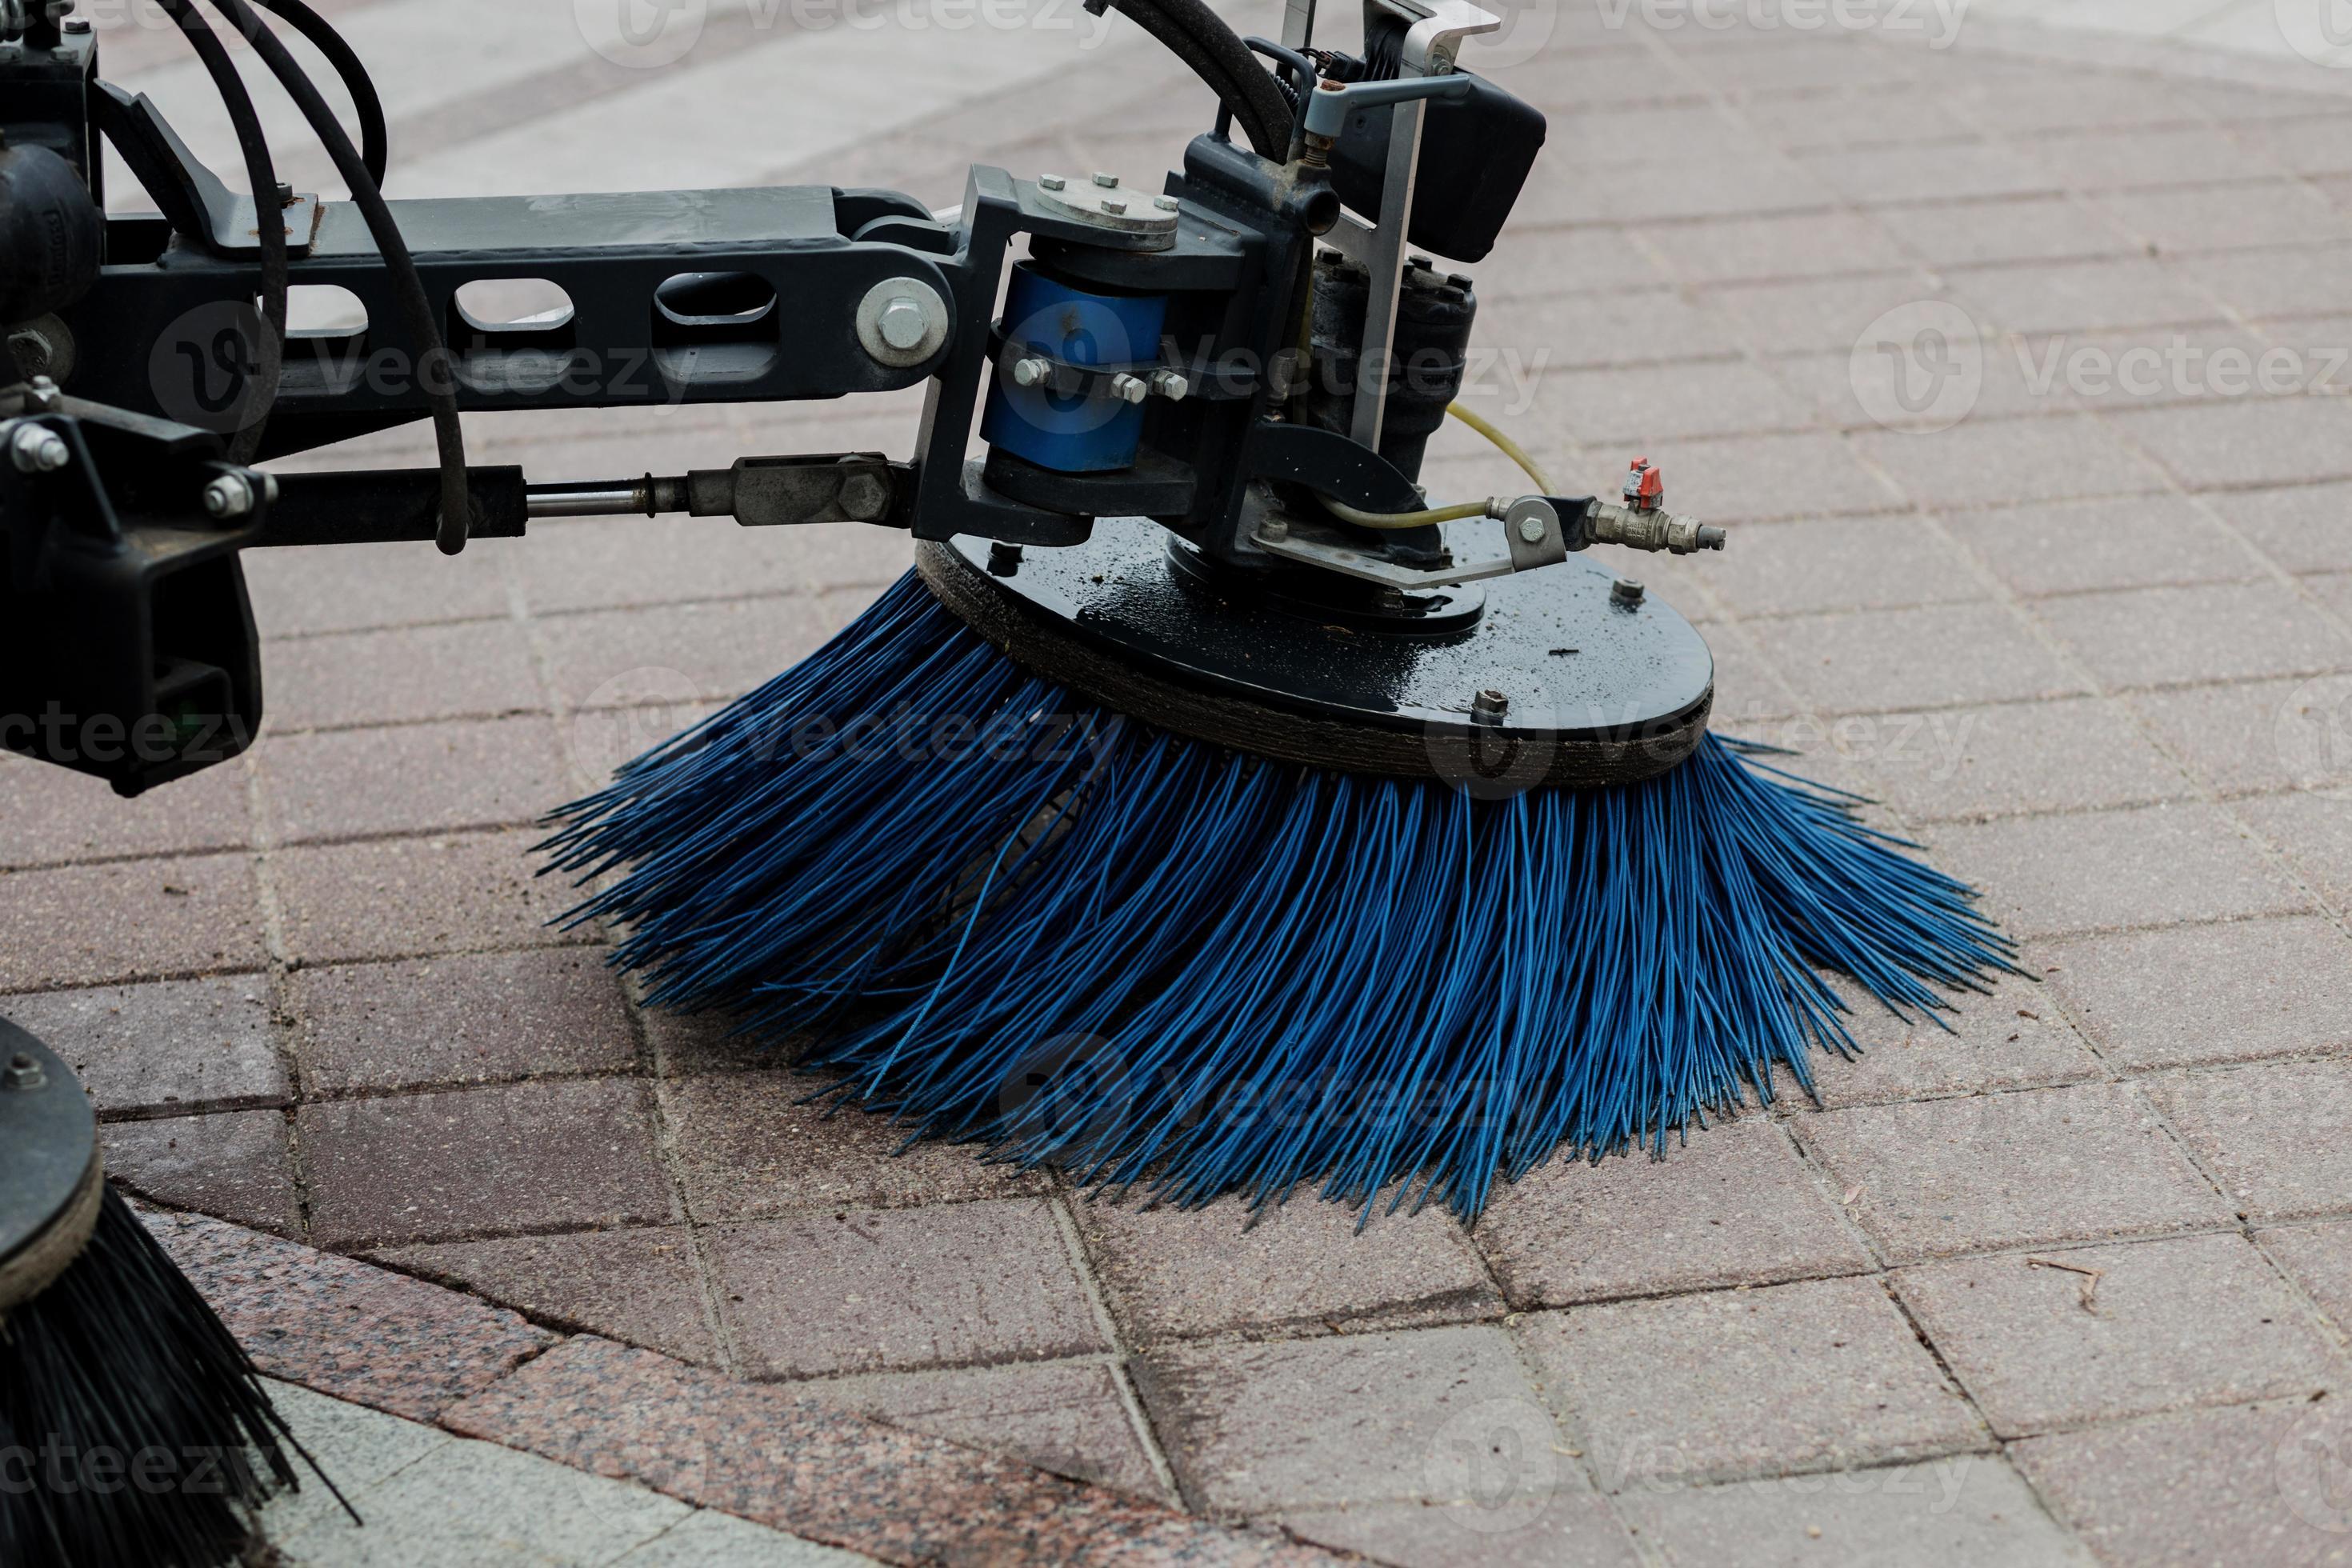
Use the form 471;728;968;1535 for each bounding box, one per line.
8;422;68;474
877;296;930;352
1108;373;1149;406
854;277;950;368
1612;576;1646;606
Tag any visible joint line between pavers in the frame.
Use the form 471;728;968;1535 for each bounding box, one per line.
1044;1194;1186;1510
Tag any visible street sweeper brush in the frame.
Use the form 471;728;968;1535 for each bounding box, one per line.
0;1021;343;1567
542;524;2017;1224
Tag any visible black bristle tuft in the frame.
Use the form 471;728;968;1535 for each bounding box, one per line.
1;1189;307;1568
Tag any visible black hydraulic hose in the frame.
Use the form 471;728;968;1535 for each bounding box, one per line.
198;0;472;553
243;0;391;188
1101;0;1291;162
149;0;286;466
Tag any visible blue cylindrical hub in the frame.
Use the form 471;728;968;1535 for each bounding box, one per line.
980;262;1166;474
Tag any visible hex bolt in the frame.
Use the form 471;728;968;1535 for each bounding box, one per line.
63;13;92;31
202;472;257;519
1515;514;1548;545
1472;688;1510;724
26;374;61;412
837;471;890;522
1259;515;1290;542
1612;576;1646;606
1010;356;1052;389
2;1052;43;1091
9;422;68;474
1038;174;1066;191
1146;368;1189;401
1153;194;1179;212
988;541;1023;576
1101;198;1128;215
876;296;930;353
1091;170;1119;188
1108;372;1149;406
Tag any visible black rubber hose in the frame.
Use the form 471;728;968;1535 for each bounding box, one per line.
199;0;471;553
149;0;287;466
1102;0;1291;162
243;0;391;188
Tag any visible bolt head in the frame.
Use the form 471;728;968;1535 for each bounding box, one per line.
1611;576;1646;606
63;14;92;32
1516;514;1547;545
877;296;930;352
1108;372;1148;406
1152;194;1179;212
1146;368;1189;402
9;422;66;474
1472;688;1510;721
26;374;60;412
1038;174;1066;191
202;473;255;518
837;471;889;522
988;541;1023;577
1010;357;1050;388
1091;170;1119;188
1101;198;1127;215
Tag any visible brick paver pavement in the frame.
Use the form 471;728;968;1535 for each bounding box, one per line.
11;2;2352;1563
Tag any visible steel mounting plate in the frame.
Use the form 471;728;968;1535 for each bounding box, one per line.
0;1018;99;1275
917;518;1714;790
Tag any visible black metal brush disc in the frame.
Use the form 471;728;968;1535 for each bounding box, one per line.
0;1020;102;1305
917;518;1714;791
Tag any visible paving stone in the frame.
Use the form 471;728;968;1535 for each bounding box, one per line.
1952;494;2258;598
2238;790;2352;911
2178;246;2352;325
1283;1492;1638;1568
2036;581;2352;690
1702;273;1952;358
2012;1402;2352;1568
272;830;584;965
661;1074;1049;1218
1525;154;1837;228
614;1509;878;1567
2207;481;2352;576
150;1209;555;1420
1702;516;1982;618
2094;181;2352;254
1801;141;2058;206
1075;1194;1498;1343
274;1431;691;1566
1948;257;2225;336
1134;1325;1556;1516
1849;415;2169;510
1746;603;2088;716
104;1109;302;1237
1804;970;2104;1109
240;538;518;638
2031;123;2280;193
1518;1277;1986;1492
534;591;870;714
300;1077;674;1247
255;1377;457;1544
1795;1081;2230;1262
1474;1119;1870;1310
1630;430;1901;523
510;514;813;614
1;974;286;1116
1926;802;2312;938
2045;917;2352;1071
1619;1456;2081;1568
706;1198;1102;1379
1875;194;2136;267
1859;696;2190;822
1468;288;1738;374
262;619;545;731
288;948;637;1093
1;752;251;871
2260;1220;2352;1330
2144;1058;2352;1223
373;1226;718;1364
0;854;265;990
2109;396;2352;490
2129;673;2352;797
1522;358;1812;448
258;714;573;842
1651;210;1910;286
811;1359;1167;1502
1897;1233;2342;1436
443;1338;1322;1567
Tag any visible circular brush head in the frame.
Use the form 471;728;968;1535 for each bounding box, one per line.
0;1019;313;1568
916;518;1715;793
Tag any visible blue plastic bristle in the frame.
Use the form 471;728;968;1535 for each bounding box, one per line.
541;572;2017;1225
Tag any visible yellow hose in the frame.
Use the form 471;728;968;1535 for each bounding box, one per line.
1312;403;1550;530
